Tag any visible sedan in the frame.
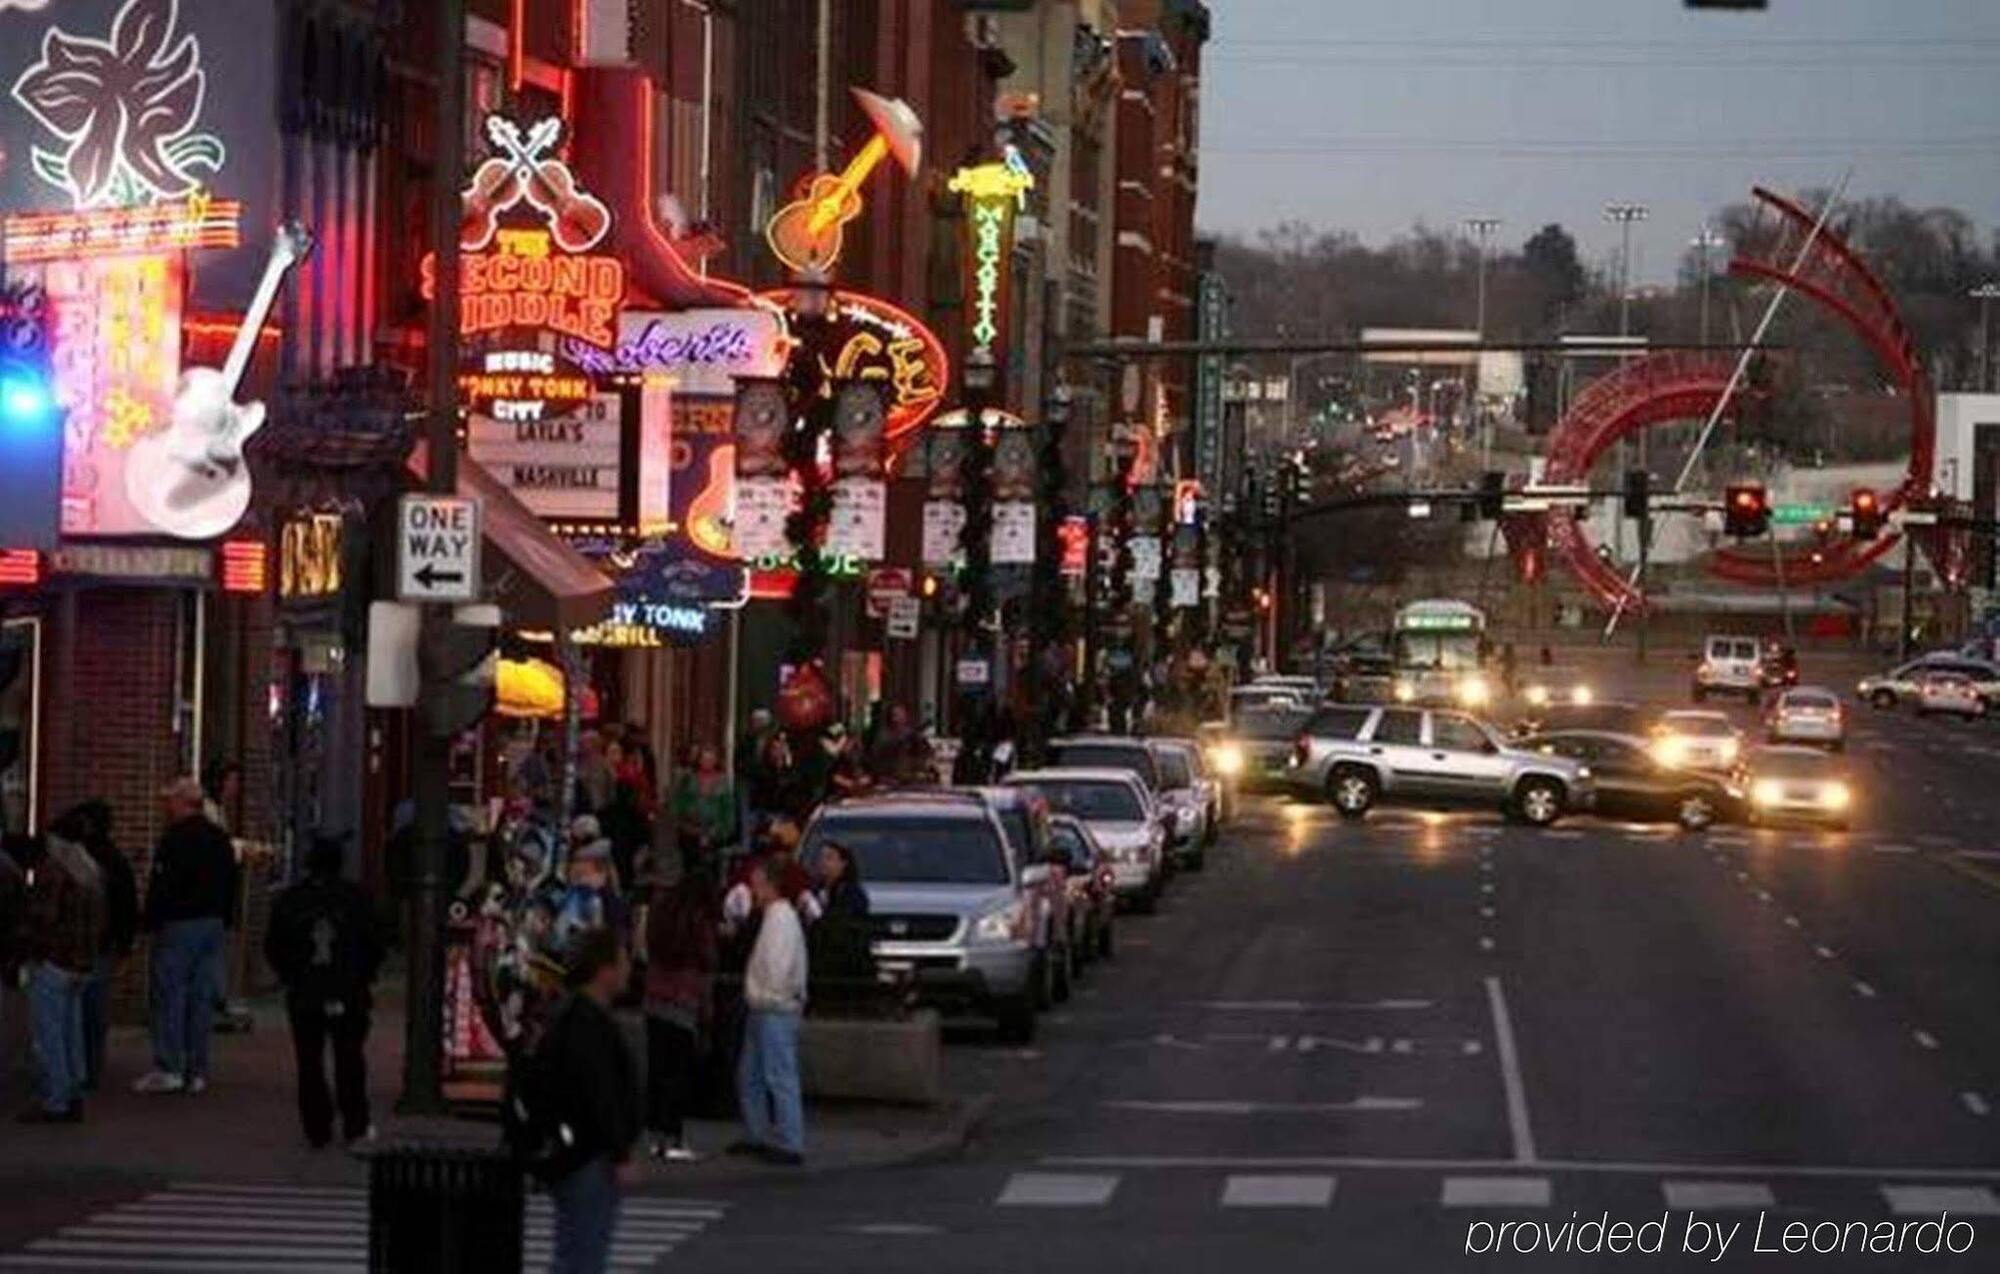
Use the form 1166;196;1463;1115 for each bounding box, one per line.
1652;710;1744;772
1915;670;1987;721
1523;730;1745;830
1746;746;1855;829
1765;687;1846;750
1046;814;1116;962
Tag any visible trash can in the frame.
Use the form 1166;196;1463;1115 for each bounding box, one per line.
368;1143;524;1273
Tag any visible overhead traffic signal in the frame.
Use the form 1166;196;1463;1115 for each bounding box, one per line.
1850;488;1883;540
1723;483;1769;538
1622;468;1651;520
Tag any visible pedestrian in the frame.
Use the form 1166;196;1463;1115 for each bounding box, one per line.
825;726;873;802
749;728;793;832
71;801;136;1093
264;835;385;1149
733;709;773;840
558;826;631;953
17;810;105;1123
201;760;243;833
670;743;736;869
539;927;642;1274
808;842;873;997
599;739;655;891
643;861;719;1163
732;859;806;1165
865;703;931;787
133;776;237;1096
814;842;869;923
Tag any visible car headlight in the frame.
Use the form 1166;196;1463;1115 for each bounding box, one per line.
1575;765;1593;780
1717;738;1740;763
1570;684;1594;706
973;901;1028;943
1821;782;1852;811
1525;684;1551;707
1210;742;1245;777
1459;676;1491;707
1654;736;1688;766
1393;680;1417;703
1751;779;1785;807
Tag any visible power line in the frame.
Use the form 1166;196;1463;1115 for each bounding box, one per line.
1202;137;2000;159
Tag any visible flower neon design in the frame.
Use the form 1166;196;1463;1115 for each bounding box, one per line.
12;0;225;208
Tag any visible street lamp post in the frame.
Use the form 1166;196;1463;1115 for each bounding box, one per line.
1972;282;2000;393
1464;216;1502;470
1691;226;1726;346
1605;200;1649;546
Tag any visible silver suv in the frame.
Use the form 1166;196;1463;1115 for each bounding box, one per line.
1289;704;1595;826
800;791;1056;1042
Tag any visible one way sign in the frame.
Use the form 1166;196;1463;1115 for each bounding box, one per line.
398;495;482;603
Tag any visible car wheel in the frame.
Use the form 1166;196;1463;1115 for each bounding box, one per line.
1515;778;1565;827
1871;689;1896;710
1676;792;1717;831
1328;766;1378;819
995;995;1037;1043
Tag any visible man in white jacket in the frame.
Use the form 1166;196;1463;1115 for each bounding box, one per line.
734;860;807;1164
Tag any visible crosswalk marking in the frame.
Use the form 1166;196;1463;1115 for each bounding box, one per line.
997;1173;1120;1207
1440;1177;1552;1208
1220;1175;1336;1208
0;1183;725;1272
1662;1181;1776;1210
1881;1185;2000;1216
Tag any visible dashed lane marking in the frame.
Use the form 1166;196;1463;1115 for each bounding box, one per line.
1661;1182;1777;1210
996;1174;1120;1208
1220;1175;1337;1208
1442;1177;1552;1208
1915;1030;1941;1050
1853;980;1878;998
1881;1185;2000;1216
1962;1093;1991;1118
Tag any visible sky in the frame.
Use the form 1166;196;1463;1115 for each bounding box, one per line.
1196;0;2000;285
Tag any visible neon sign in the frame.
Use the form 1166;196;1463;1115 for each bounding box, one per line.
11;0;228;209
422;228;626;348
461;116;610;254
458;349;593;421
948;156;1032;367
565;309;789;394
2;192;239;263
757;288;947;444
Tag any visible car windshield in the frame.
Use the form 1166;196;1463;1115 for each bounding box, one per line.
1051;744;1159;787
1925;672;1971;686
1784;691;1837;709
1030;780;1144;822
1156;749;1193;789
1235;706;1310;739
802;817;1009;885
1393;631;1482;671
996;806;1040;866
1753;751;1840;780
1664;714;1735;737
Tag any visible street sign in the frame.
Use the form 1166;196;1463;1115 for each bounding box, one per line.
1771;502;1833;527
865;566;912;618
956;657;991;686
886;596;921;639
397;495;481;603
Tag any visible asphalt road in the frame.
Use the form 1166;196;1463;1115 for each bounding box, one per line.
675;669;2000;1273
7;659;2000;1272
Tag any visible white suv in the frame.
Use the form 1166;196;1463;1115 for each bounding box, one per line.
1693;635;1765;704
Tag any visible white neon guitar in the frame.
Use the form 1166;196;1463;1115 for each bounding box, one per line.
127;222;314;539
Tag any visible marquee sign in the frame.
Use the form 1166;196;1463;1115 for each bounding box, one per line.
458;348;593;421
468;392;624;522
756;287;947;445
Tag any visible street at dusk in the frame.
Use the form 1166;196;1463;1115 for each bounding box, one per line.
5;1;2000;1272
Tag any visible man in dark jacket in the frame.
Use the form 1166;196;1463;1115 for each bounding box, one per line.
540;927;641;1273
70;801;136;1093
265;835;384;1149
133;777;237;1097
18;823;105;1123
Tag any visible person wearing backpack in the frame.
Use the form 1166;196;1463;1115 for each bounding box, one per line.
516;926;641;1274
264;835;384;1149
17;815;106;1124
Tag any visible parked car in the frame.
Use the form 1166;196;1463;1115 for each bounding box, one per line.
1746;746;1856;830
1289;704;1595;826
1765;686;1847;750
1914;669;1987;721
1229;684;1307;718
1004;768;1167;912
1148;738;1219;867
1859;655;2000;710
1693;634;1765;704
1045;735;1163;793
1208;704;1313;793
1652;710;1744;771
1252;674;1322;700
1047;814;1116;963
799;791;1058;1041
1522;730;1745;830
968;785;1075;1000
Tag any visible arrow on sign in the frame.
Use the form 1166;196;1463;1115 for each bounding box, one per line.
415;563;465;589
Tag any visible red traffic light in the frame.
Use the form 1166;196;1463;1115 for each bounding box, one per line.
1850;487;1883;541
1723;483;1769;538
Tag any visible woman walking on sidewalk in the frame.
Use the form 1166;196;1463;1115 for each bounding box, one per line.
643;861;720;1162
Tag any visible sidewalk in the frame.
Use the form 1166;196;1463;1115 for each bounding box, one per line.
0;983;991;1192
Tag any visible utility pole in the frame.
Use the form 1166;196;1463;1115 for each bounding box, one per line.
1465;216;1502;470
1605;202;1649;473
1691;226;1726;346
401;0;465;1117
1972;281;2000;393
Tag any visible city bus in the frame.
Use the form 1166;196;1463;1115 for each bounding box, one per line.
1390;598;1492;708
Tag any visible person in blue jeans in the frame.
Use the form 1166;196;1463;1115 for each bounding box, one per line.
539;928;641;1274
731;860;807;1165
133;778;236;1097
17;822;106;1123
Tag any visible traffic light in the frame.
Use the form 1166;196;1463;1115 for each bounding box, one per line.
0;287;61;549
1478;470;1506;520
1723;483;1769;538
420;603;499;737
1622;468;1651;521
1851;488;1883;540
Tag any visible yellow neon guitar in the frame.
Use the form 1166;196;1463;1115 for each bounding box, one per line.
765;88;922;275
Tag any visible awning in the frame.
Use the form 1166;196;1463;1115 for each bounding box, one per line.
406;443;614;632
496;657;602;720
